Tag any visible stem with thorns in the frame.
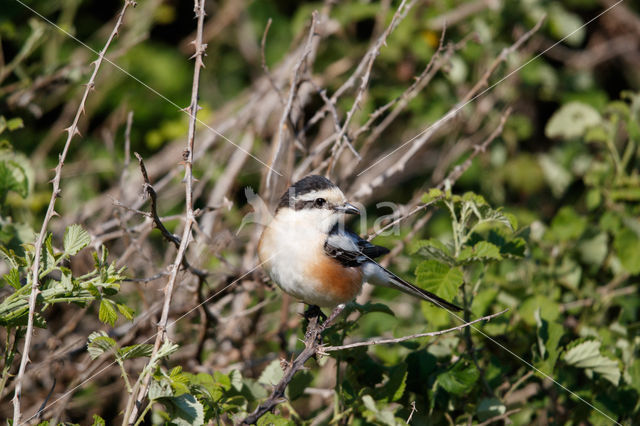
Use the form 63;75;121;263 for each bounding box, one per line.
11;1;135;423
124;0;207;423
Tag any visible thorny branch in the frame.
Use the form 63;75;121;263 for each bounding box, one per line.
124;0;207;423
322;309;508;352
11;1;136;423
242;307;507;424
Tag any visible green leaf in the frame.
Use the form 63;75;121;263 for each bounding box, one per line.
563;339;620;385
351;301;395;317
87;331;116;359
545;101;601;140
258;359;284;386
578;232;608;268
375;364;407;402
438;361;479;395
119;344;153;360
415;260;463;302
413;239;455;265
228;369;243;392
548;3;586;47
7;117;24;131
257;413;294;426
421;188;443;203
614;228;640;274
538;154;572;198
458;241;502;263
91;414;106;426
0;159;29;199
477;397;506;422
149;377;173;401
4;268;21;289
99;299;118;326
165;393;204;426
117;303;135;320
549;206;587;241
64;225;91;256
533;308;563;373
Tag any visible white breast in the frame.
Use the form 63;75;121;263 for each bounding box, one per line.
258;209;357;306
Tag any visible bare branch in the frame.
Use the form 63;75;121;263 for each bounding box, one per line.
11;1;135;423
124;0;207;423
353;15;544;200
241;304;346;425
322;309;508;352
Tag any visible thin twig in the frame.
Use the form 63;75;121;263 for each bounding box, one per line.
353;15;544;199
11;1;135;423
124;0;207;423
322;309;507;352
265;12;319;190
325;0;416;176
131;153;209;279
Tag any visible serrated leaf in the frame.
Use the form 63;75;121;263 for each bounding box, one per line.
149;377;173;401
64;225;91;256
228;369;243;391
415;260;463;302
258;359;284;386
413;239;455;265
98;299;118;326
458;241;502;263
156;340;179;358
563;340;620;385
87;331;116;359
438;361;479;395
4;268;21;289
117;303;134;320
119;343;153;360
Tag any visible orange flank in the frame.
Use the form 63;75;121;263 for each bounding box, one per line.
307;255;363;304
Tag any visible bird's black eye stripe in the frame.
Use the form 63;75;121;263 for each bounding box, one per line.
315;198;326;207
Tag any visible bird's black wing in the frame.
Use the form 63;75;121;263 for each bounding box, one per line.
324;224;462;311
324;224;389;267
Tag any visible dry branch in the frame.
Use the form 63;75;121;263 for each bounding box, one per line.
322;309;507;352
352;15;545;200
124;0;207;423
11;2;136;423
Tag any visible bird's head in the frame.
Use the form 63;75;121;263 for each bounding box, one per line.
276;175;359;233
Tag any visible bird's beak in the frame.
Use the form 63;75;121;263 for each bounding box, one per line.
335;202;360;215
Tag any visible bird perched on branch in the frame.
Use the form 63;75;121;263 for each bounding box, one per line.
258;175;462;311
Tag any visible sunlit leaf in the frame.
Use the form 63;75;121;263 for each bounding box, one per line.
563;339;620;385
64;225;91;256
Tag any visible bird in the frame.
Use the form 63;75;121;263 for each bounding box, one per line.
257;175;462;312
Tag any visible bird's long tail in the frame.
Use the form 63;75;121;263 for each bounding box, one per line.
364;262;463;311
